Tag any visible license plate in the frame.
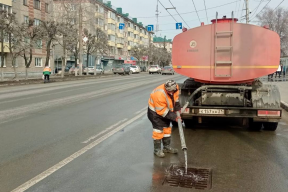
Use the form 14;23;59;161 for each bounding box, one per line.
199;109;225;115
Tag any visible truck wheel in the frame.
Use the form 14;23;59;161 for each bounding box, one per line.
263;122;278;131
249;120;263;131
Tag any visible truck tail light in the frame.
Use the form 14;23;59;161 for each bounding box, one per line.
257;110;281;117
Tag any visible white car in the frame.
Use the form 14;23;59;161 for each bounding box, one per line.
130;65;140;74
84;66;104;74
149;65;161;74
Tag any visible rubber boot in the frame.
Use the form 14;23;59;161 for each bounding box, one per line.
154;139;165;158
162;137;178;154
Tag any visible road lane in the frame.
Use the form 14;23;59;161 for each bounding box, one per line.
0;73;184;192
2;74;288;192
22;108;288;192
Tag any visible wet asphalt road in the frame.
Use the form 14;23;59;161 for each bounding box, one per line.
0;73;288;192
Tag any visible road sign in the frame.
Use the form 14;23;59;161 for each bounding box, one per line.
119;23;125;30
147;25;154;32
176;23;182;30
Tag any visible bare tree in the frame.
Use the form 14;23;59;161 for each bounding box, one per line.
0;10;15;81
257;7;288;56
130;45;148;61
83;27;108;75
41;21;61;67
18;20;43;79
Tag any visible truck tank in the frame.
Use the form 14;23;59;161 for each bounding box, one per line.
172;16;280;84
173;13;282;131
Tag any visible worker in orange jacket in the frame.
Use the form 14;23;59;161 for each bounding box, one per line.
147;80;181;158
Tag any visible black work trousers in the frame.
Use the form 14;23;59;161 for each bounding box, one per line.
44;74;50;81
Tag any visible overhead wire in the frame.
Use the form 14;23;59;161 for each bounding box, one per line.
240;1;245;22
203;0;208;23
158;0;178;22
249;0;264;19
249;0;271;21
272;0;285;12
191;0;201;23
136;0;241;19
168;0;190;28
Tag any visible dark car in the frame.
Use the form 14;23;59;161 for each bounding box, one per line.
113;65;131;75
161;66;175;75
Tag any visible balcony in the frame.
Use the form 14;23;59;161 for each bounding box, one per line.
139;41;143;45
134;30;139;35
116;32;123;38
127;27;134;32
144;35;148;39
0;43;9;52
2;0;12;6
117;44;123;48
127;36;134;41
107;18;116;24
108;41;115;46
127;46;131;50
139;33;144;37
108;30;116;35
134;39;139;43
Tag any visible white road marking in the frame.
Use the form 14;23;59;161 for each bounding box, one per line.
135;106;148;114
82;118;128;143
11;110;147;192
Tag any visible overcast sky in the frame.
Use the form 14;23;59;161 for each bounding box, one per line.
110;0;287;40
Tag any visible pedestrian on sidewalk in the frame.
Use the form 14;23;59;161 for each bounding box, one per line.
283;64;286;76
276;64;281;78
43;66;51;83
147;80;181;158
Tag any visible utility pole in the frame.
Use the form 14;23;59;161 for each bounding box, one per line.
156;0;159;32
148;32;151;69
78;3;83;76
245;0;249;24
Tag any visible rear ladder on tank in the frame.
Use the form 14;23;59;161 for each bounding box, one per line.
214;12;234;77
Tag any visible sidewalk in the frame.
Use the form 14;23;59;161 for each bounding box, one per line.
0;72;114;87
261;76;288;111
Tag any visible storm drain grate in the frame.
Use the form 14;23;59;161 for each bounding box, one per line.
163;165;212;189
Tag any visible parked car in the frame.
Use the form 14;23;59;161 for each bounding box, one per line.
140;66;147;72
112;65;131;75
130;65;140;73
161;66;175;75
69;66;85;75
83;66;104;75
149;65;161;74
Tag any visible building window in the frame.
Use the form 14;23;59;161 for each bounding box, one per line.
35;40;42;48
45;3;49;13
24;16;29;24
70;4;76;11
118;48;123;55
108;23;115;31
108;35;115;42
0;55;6;67
34;19;40;26
35;58;42;67
23;0;28;5
128;23;131;28
108;11;116;20
34;0;41;10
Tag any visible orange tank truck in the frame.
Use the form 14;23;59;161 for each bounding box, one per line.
173;13;282;131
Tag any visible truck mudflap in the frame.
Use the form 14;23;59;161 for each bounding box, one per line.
181;106;282;122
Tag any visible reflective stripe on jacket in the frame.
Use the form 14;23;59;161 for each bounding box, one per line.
148;84;179;118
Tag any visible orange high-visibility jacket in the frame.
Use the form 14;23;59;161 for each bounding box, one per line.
148;84;180;118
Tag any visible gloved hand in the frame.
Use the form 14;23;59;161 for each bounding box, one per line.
175;116;182;122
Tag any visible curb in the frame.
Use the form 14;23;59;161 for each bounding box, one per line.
281;101;288;112
0;74;114;87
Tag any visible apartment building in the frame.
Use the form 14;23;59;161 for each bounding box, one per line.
153;36;172;53
53;0;153;70
0;0;52;76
